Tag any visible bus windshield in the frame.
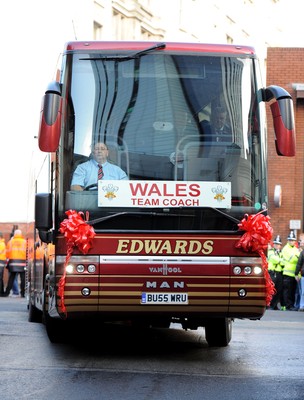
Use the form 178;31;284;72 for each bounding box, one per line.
60;51;265;232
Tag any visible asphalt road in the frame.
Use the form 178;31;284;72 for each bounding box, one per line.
0;297;303;400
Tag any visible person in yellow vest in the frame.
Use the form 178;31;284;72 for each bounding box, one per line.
267;235;284;310
0;232;6;296
295;237;304;311
4;229;27;298
281;231;300;311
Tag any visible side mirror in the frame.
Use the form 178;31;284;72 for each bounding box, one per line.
35;193;53;243
264;85;296;157
270;99;295;156
38;81;63;153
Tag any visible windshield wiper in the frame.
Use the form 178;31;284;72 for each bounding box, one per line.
86;207;241;227
80;42;166;62
87;209;191;226
129;42;166;58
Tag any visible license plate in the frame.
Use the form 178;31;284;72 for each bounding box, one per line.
141;292;188;305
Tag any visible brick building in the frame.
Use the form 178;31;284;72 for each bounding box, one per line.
267;47;304;243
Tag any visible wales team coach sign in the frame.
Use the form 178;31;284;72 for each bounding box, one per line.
98;180;231;208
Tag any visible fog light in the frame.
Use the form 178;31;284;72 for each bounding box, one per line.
81;287;91;296
233;266;241;275
238;288;247;297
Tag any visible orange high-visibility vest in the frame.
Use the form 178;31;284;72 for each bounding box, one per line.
0;238;6;266
6;234;27;270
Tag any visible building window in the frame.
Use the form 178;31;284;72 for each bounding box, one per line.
113;10;126;40
226;35;233;44
94;21;102;40
141;27;153;41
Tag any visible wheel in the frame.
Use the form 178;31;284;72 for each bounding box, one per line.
28;282;43;323
205;318;232;347
43;290;68;343
28;298;43;323
44;312;68;343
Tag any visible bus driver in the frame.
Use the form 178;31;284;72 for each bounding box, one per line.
71;142;128;191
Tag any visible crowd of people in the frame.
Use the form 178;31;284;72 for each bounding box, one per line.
0;228;27;298
267;231;304;311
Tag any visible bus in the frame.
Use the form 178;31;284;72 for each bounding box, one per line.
28;41;295;346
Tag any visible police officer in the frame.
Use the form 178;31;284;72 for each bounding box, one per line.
268;235;284;310
281;231;300;311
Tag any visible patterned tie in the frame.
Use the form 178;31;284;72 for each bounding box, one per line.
98;164;104;180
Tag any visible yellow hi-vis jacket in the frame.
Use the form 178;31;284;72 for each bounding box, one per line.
281;243;300;278
268;248;283;272
0;238;6;267
6;233;27;273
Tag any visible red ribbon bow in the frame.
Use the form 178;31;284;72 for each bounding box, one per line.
236;211;275;306
58;210;95;316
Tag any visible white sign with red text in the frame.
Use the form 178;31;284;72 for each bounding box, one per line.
98;180;231;208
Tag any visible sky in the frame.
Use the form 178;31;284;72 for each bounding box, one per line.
0;1;79;222
0;0;302;222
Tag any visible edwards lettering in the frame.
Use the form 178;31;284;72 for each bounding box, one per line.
116;239;213;255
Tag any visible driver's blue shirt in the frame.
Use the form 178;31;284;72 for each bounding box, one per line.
71;159;128;188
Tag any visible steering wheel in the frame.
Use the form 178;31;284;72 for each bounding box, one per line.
84;183;98;191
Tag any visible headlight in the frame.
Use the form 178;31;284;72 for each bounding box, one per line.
66;264;74;274
76;264;85;273
254;266;263;275
244;266;252;275
88;264;96;273
233;266;242;275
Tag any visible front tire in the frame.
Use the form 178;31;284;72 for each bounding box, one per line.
205;318;232;347
28;283;43;323
43;290;68;343
28;299;43;323
44;312;68;343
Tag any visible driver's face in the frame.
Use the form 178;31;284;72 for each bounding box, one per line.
213;112;226;130
93;143;109;164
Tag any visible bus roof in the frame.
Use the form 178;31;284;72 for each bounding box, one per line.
64;41;256;56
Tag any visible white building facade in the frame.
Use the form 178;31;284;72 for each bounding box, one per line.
67;0;290;63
